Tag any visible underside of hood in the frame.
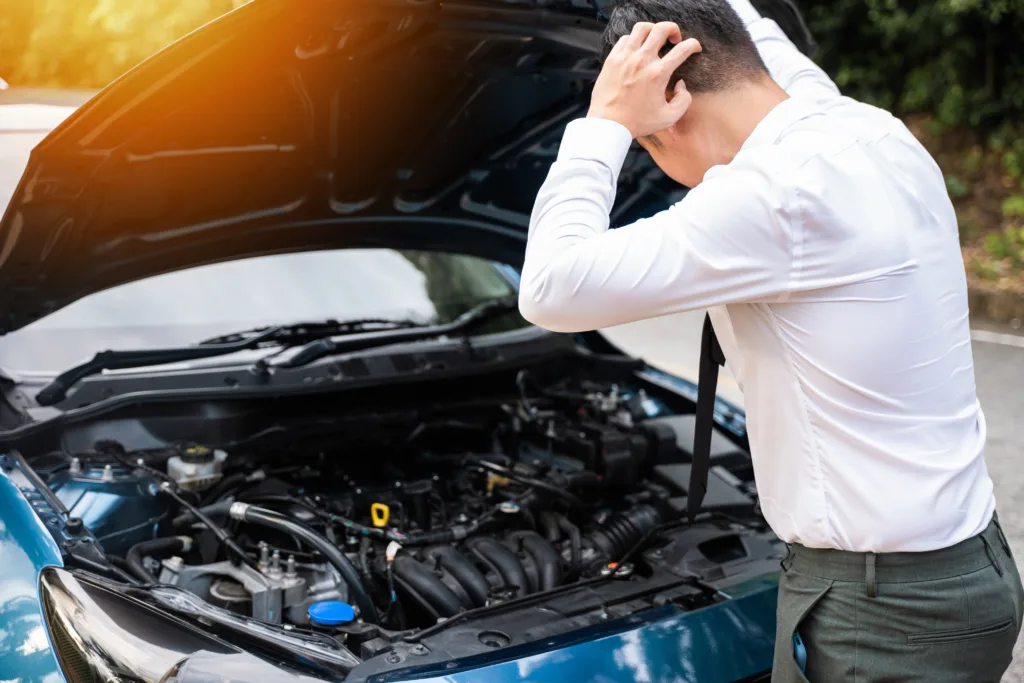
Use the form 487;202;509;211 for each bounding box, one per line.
1;0;819;334
1;0;686;333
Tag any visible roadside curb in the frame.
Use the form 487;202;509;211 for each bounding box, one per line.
969;287;1024;327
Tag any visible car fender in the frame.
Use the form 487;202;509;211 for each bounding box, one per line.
0;460;64;682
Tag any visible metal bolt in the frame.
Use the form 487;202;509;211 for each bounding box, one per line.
101;464;114;482
69;458;82;475
259;542;270;565
286;554;297;577
385;652;402;664
410;644;429;656
270;549;281;573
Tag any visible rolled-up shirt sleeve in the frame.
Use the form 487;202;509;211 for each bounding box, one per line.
518;118;797;333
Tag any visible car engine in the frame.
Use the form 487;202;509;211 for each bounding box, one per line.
38;369;781;669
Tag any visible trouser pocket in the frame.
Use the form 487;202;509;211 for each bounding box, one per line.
991;515;1024;636
772;569;832;683
907;617;1014;645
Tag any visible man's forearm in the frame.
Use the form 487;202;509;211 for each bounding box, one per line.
519;118;632;332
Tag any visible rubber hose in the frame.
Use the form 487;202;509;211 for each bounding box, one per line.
588;505;661;562
171;499;235;527
230;503;378;625
557;515;583;568
422;546;490;607
508;530;562;591
107;554;144;585
393;555;463;618
200;472;248;505
464;537;529;597
539;511;562;544
125;536;190;583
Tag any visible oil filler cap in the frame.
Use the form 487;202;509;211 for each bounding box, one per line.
308;600;356;626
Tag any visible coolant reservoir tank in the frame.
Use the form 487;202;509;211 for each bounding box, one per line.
167;444;227;491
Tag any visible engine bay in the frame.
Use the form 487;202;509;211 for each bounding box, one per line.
29;366;783;676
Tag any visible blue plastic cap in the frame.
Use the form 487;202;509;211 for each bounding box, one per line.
308;600;356;626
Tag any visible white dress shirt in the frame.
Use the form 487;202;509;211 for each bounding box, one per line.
518;0;995;552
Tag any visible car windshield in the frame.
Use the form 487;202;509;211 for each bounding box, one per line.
0;248;525;374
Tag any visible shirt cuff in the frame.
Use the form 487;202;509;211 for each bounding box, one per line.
724;0;761;26
557;117;634;178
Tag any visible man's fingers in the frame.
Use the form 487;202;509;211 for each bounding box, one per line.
641;22;682;55
660;37;702;72
607;33;630;58
625;22;655;49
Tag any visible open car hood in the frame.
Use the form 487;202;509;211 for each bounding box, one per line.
0;0;814;334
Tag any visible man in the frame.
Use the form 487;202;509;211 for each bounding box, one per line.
518;0;1024;680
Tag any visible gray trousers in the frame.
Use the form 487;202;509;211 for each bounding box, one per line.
772;515;1024;683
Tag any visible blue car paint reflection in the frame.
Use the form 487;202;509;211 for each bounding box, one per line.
0;463;63;683
384;590;777;683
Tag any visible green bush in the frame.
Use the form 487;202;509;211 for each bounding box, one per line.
802;0;1024;132
1003;195;1024;219
946;175;971;200
985;233;1009;260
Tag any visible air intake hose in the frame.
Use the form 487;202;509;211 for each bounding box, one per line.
587;505;661;564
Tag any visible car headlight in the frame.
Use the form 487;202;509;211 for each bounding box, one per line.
39;567;327;683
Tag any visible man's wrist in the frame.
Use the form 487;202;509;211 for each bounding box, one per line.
585;108;637;139
557;118;634;176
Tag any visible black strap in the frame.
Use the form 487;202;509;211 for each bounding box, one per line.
689;312;726;523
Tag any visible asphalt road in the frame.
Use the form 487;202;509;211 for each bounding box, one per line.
606;312;1024;681
4;88;1024;679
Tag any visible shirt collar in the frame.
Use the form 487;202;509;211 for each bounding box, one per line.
739;95;818;152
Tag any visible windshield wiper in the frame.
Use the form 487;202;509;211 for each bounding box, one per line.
35;320;420;407
35;326;292;406
34;299;519;406
196;318;421;346
276;296;521;369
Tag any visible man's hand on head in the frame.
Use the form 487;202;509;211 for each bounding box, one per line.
587;21;702;139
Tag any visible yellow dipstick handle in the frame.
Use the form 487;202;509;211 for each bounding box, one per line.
370;503;391;528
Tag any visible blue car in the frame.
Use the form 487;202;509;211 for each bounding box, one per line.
0;0;817;680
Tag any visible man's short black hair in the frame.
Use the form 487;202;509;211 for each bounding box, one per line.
602;0;768;94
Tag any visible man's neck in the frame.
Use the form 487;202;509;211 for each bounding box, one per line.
692;78;790;168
